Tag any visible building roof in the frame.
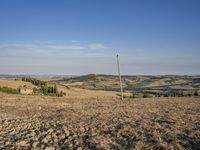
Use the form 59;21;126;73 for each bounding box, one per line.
19;85;33;90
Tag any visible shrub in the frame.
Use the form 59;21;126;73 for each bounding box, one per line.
130;92;143;98
0;86;19;94
194;90;199;96
143;93;153;98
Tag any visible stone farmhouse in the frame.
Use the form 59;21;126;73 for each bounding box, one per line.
19;85;33;95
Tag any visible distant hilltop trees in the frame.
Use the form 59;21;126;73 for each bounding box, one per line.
22;77;47;86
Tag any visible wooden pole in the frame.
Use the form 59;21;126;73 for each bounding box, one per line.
117;54;124;100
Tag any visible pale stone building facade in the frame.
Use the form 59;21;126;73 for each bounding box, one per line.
19;85;33;95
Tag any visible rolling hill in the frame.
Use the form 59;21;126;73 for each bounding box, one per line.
0;79;37;89
55;74;200;96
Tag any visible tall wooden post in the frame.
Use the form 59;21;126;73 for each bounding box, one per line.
117;54;124;100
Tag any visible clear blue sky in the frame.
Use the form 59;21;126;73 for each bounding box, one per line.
0;0;200;75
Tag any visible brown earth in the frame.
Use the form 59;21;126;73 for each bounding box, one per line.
0;92;200;150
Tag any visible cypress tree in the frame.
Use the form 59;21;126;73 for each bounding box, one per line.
54;84;57;94
194;90;199;96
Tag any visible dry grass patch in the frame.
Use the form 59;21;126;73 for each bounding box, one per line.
0;79;36;89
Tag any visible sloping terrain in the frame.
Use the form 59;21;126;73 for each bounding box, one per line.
55;84;131;98
0;78;130;98
0;92;200;149
0;79;37;89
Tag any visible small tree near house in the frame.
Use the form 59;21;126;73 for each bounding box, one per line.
194;90;199;96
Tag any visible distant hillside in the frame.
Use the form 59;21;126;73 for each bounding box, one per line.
0;74;76;81
57;74;200;93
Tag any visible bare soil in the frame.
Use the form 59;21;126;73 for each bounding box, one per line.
0;92;200;150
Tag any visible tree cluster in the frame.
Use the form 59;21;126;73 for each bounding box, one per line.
22;77;47;86
22;77;66;97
